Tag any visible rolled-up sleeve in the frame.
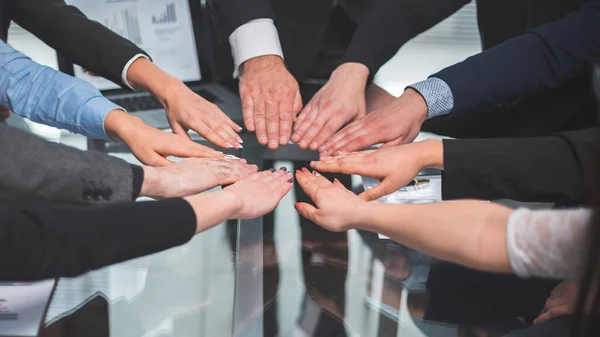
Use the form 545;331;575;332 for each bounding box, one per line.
0;42;123;140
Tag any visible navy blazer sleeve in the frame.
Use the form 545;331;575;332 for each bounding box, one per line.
432;0;600;115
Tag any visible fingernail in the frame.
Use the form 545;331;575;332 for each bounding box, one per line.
269;140;278;148
217;151;224;154
287;179;294;183
238;127;243;131
313;171;321;176
318;146;327;152
237;143;244;149
238;139;244;143
280;138;288;145
310;143;318;150
279;167;287;171
269;168;276;172
299;141;307;148
226;143;234;149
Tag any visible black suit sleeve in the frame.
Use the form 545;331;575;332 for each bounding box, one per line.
441;128;600;205
341;0;470;76
9;0;148;86
211;0;274;38
0;198;196;281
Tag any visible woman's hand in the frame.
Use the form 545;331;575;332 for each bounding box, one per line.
222;167;294;219
104;110;224;166
534;280;580;324
310;139;443;201
140;158;258;198
294;168;368;232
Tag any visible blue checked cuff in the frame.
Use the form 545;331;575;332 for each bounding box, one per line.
407;77;454;119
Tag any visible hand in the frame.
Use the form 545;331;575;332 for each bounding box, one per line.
123;57;243;149
319;88;428;156
311;140;443;201
294;168;368;232
223;167;294;219
291;63;369;151
534;281;580;324
104;110;224;166
162;81;244;149
0;106;10;123
240;55;303;149
140;157;258;198
365;84;396;113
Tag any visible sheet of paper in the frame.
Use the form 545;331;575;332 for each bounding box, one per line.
0;280;55;337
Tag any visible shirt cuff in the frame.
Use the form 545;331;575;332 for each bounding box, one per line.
407;77;454;119
121;54;150;91
79;97;124;140
229;19;283;78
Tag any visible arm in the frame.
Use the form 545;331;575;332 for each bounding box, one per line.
431;0;600;115
294;170;592;279
0;41;120;139
312;128;600;204
0;169;292;281
9;0;146;86
0;125;258;204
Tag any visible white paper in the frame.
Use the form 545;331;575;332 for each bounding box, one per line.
0;280;55;337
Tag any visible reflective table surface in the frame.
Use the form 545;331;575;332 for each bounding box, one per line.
38;137;568;337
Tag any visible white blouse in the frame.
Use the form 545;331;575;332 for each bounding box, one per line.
507;208;593;279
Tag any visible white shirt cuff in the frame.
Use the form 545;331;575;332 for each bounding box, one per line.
229;19;283;78
121;53;150;91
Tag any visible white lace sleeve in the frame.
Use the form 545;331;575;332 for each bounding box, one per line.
507;208;593;279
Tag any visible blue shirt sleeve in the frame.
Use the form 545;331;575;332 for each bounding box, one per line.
0;41;124;140
407;77;454;119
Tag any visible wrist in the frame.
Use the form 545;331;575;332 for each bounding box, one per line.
217;190;244;219
185;190;241;234
415;139;444;170
351;202;379;231
140;166;164;198
126;57;180;100
333;62;370;82
399;88;428;125
242;55;285;73
104;109;140;141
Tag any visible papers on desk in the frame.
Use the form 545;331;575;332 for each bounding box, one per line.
0;280;56;337
361;176;442;239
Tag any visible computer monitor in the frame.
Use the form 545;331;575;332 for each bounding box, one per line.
65;0;202;91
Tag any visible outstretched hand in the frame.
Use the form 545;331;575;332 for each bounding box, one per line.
294;168;368;232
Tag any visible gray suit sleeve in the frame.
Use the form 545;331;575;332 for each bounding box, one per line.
0;125;138;204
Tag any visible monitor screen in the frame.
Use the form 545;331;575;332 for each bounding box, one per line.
66;0;201;90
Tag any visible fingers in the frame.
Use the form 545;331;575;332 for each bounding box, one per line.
265;99;280;149
298;111;329;150
294;202;319;222
166;138;225;159
138;151;174;167
309;117;345;151
291;105;317;148
170;123;192;140
533;305;570;324
358;181;392;201
254;100;268;145
309;155;369;175
279;99;294;146
208;120;243;149
295;168;321;200
240;93;255;132
187;120;231;149
319;122;361;155
381;137;406;149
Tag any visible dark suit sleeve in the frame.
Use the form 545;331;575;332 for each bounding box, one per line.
441;128;600;205
0;125;142;205
211;0;274;38
341;0;470;76
9;0;148;86
0;198;196;281
433;0;600;115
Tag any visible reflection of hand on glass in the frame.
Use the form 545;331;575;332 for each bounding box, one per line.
140;158;258;199
311;139;443;201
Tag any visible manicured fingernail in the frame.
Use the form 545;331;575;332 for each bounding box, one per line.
238;127;243;131
287;179;294;183
238;138;243;143
217;151;224;154
313;171;321;176
269;168;276;172
225;155;239;159
279;167;287;171
226;143;234;149
237;143;244;149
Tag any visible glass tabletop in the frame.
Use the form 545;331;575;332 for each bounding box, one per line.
38;140;568;337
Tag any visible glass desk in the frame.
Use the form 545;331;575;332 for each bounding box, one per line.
38;137;568;337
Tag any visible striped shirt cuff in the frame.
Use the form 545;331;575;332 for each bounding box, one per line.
408;77;454;119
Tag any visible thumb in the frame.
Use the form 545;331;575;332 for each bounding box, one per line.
380;137;405;149
358;180;393;201
294;202;319;221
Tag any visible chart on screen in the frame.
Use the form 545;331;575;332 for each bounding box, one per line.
66;0;201;91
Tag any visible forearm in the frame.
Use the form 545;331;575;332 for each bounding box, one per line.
357;200;514;273
0;198;196;281
0;125;139;204
125;58;182;103
184;190;240;233
341;0;469;75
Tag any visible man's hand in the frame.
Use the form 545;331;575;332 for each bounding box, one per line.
240;55;302;149
534;281;580;324
292;63;369;151
311;140;443;201
104;110;224;166
140;157;258;198
319;88;428;156
125;57;243;149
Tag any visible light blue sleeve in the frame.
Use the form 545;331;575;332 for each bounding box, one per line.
407;77;454;119
0;41;123;140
